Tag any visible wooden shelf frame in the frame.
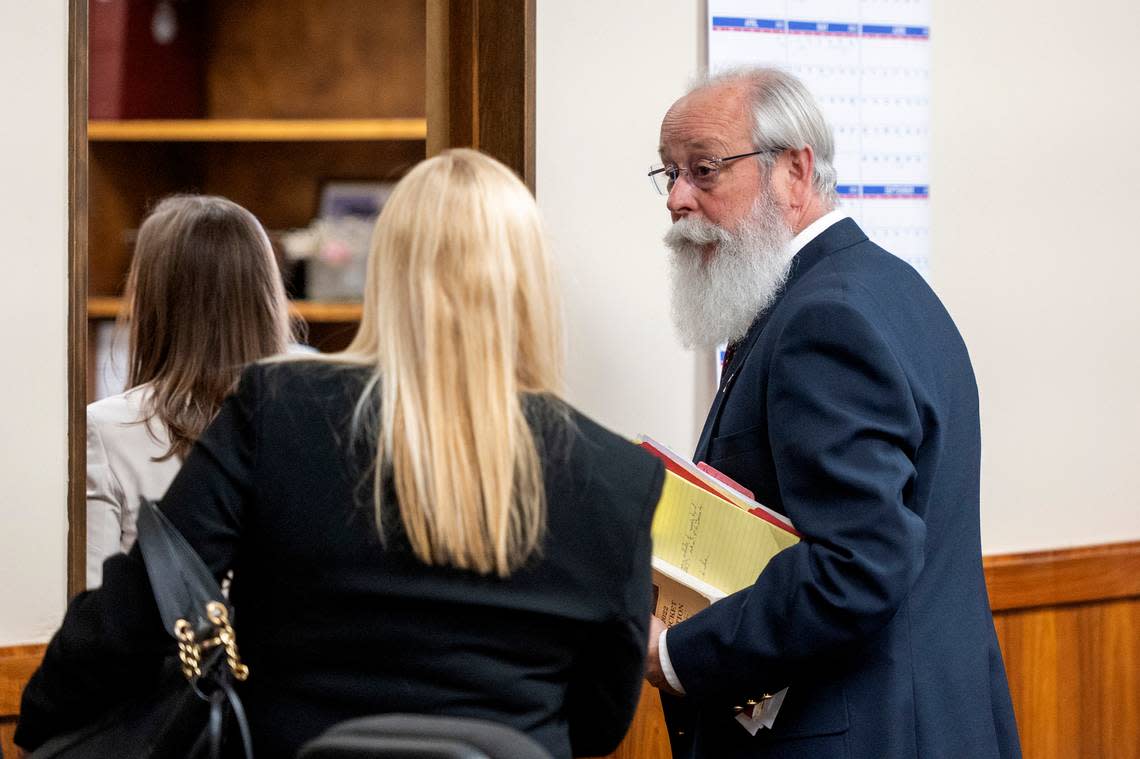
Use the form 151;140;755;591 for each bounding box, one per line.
88;118;427;142
88;295;362;323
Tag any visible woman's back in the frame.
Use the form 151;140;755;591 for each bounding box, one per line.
160;361;663;757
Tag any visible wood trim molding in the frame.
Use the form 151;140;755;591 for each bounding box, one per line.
67;0;89;598
983;540;1140;612
425;0;535;192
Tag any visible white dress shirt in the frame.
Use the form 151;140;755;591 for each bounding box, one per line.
86;384;183;588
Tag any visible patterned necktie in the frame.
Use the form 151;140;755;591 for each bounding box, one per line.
721;340;740;378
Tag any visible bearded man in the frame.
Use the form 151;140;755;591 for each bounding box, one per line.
644;68;1021;759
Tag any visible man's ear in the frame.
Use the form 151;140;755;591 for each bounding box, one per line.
784;145;816;208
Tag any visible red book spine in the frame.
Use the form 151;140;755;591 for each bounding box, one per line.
90;0;129;119
639;440;802;538
88;0;204;119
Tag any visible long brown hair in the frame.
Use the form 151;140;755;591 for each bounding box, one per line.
341;149;565;577
125;194;291;459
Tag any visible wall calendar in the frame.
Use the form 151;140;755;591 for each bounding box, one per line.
708;0;932;276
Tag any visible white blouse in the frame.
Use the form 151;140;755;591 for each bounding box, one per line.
86;384;183;588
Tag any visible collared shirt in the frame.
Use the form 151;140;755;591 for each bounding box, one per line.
658;207;850;699
787;208;850;258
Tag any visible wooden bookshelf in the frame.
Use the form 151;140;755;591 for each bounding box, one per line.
86;0;426;360
88;296;363;324
89;118;427;142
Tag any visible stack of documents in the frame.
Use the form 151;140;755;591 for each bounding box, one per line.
640;437;800;626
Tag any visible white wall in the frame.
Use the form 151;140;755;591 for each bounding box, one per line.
932;0;1140;552
536;1;711;453
537;0;1140;554
0;3;70;645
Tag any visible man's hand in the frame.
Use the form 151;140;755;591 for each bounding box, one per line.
645;614;683;696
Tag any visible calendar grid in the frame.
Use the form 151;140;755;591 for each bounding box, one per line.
709;0;932;276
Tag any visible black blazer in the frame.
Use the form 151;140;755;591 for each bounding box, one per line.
666;219;1021;758
17;362;664;759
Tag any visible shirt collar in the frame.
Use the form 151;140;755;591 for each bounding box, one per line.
788;208;850;256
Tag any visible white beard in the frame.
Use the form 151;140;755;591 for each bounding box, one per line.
664;185;798;349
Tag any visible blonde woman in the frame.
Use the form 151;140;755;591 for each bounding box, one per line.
85;194;292;587
19;150;664;758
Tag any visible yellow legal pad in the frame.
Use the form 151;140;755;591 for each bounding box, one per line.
650;469;800;596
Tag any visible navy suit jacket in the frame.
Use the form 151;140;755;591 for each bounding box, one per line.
665;219;1021;758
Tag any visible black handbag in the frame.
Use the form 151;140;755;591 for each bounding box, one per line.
30;499;254;759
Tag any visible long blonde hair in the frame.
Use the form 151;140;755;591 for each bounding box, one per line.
126;194;292;459
342;149;564;577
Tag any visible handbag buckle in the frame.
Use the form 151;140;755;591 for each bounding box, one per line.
175;601;250;683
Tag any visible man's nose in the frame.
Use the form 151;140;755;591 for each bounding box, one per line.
666;174;699;220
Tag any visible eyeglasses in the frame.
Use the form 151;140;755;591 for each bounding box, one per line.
647;149;782;196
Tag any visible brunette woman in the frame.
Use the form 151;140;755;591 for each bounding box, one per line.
85;194;291;587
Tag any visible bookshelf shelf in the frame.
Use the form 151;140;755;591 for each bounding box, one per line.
88;296;363;324
88;118;427;142
290;300;364;323
87;295;123;319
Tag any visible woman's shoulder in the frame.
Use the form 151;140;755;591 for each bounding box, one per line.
529;396;663;507
241;356;371;396
547;399;653;460
85;384;172;461
86;384;153;427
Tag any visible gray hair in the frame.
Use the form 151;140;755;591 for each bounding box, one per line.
696;67;838;208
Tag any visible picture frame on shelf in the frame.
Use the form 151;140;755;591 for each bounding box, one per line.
318;180;395;219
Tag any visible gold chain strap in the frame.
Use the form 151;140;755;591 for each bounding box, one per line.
174;619;202;680
173;602;250;683
207;601;250;681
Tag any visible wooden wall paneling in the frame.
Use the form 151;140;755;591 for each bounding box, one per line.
994;605;1071;757
993;597;1140;759
599;684;672;759
979;542;1140;759
0;644;47;758
1099;600;1140;758
425;0;535;191
206;0;426;120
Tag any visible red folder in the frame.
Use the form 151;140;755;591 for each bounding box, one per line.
638;437;800;538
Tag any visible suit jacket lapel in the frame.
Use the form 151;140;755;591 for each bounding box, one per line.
693;218;869;461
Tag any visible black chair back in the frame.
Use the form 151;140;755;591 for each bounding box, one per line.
296;714;554;759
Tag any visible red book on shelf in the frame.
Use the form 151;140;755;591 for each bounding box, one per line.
89;0;205;119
